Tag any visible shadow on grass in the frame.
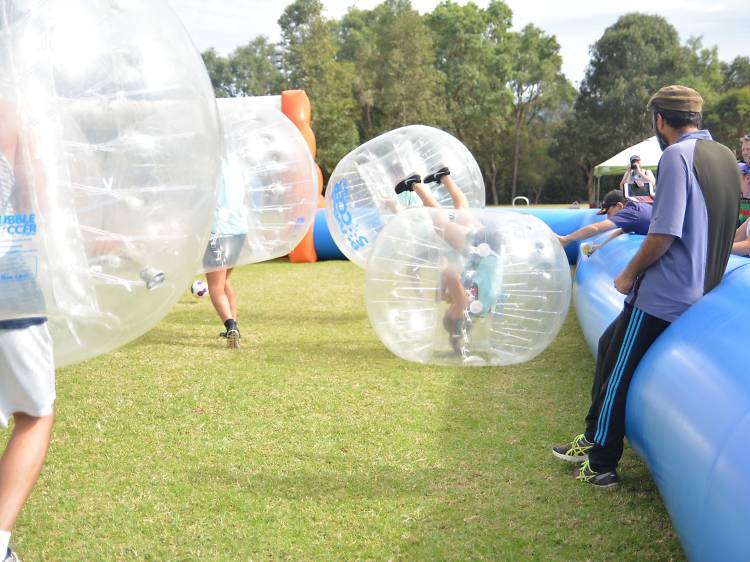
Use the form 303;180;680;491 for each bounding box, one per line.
392;310;685;560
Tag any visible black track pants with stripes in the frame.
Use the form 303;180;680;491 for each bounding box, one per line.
584;303;670;472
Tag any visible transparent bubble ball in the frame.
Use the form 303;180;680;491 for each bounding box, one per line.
365;208;571;366
201;98;318;272
0;0;223;367
325;125;485;268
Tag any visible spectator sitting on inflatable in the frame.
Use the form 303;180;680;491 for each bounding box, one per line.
557;189;652;255
395;167;498;356
737;162;750;227
731;210;750;256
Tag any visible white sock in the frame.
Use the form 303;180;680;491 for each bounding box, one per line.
0;529;10;555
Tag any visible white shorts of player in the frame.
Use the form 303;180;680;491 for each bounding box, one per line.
0;323;55;427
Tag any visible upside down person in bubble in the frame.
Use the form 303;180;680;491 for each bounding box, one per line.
395;167;500;357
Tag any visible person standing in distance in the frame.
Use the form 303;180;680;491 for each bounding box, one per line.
552;85;740;487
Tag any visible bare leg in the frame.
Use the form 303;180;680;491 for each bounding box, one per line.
0;413;54;530
442;270;471;321
224;269;237;320
412;181;474;252
206;269;232;322
413;182;442;208
441;176;469;210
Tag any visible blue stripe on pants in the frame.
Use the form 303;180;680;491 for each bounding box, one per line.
595;308;644;444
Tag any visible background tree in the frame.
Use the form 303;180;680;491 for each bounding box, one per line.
553;14;689;203
226;37;284;97
427;0;514;204
507;24;570;201
278;0;360;176
721;56;750;91
199;3;739;205
703;88;750;152
201;48;233;97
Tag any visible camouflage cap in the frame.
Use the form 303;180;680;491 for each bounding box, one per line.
647;85;703;113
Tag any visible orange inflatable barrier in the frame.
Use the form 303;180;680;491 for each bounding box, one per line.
284;90;322;263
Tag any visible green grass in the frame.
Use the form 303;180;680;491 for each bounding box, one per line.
5;260;683;561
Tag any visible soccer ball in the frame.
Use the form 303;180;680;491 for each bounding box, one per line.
190;279;209;297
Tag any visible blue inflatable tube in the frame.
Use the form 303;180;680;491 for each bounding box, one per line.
572;232;750;561
512;208;602;263
312;208;346;260
313;207;603;263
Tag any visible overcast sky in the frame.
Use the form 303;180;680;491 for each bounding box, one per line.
168;0;746;86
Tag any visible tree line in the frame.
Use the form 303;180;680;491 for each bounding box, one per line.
201;0;750;204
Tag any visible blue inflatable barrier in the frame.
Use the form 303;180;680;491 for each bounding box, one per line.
313;207;603;264
568;230;750;562
627;264;750;562
513;208;602;263
312;208;346;260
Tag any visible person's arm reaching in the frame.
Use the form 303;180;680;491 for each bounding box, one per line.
589;228;624;254
558;219;616;247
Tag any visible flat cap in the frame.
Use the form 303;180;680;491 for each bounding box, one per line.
647;85;703;113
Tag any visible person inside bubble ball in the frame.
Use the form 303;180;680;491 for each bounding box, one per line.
202;163;248;349
395;167;499;356
0;100;55;562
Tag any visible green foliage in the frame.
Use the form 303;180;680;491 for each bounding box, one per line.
338;0;447;137
703;87;750;153
427;1;515;204
279;0;360;175
721;56;750;91
201;39;283;98
198;4;739;204
201;48;232;97
552;13;689;202
507;24;571;201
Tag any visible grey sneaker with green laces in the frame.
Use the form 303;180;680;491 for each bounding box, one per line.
574;459;619;488
552;433;593;463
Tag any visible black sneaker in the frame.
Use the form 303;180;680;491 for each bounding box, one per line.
423;166;450;184
394;173;421;194
226;328;240;349
552;433;593;463
574;459;619;488
4;548;21;562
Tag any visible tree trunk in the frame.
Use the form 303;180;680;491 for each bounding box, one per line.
586;167;596;206
489;159;500;206
510;107;523;201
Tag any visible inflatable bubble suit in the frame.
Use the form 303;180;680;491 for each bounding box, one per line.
325;125;485;268
200;97;318;272
365;208;571;366
0;0;222;367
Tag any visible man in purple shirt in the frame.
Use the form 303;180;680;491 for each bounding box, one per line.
558;189;652;254
552;85;740;487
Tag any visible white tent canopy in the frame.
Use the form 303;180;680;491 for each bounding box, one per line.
594;136;662;177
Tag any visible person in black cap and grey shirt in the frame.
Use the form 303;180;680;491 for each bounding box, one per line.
619;155;656;198
552;85;740;487
558;189;652;255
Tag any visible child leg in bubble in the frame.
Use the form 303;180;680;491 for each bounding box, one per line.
202;233;245;349
395;167;480;251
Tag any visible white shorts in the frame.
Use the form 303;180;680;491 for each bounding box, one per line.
0;323;55;427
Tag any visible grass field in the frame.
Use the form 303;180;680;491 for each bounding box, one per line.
5;260;684;561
